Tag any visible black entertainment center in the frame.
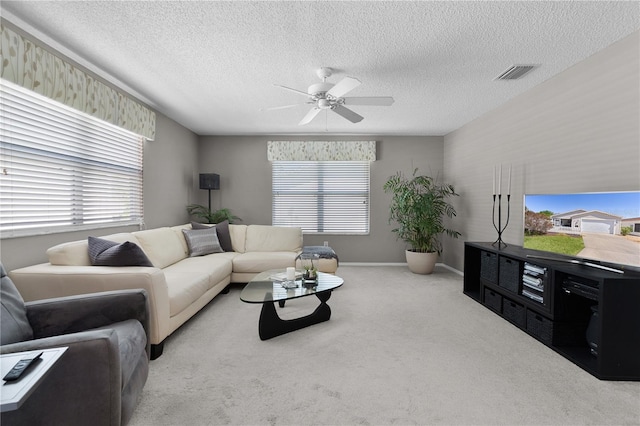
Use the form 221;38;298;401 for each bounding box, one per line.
464;242;640;381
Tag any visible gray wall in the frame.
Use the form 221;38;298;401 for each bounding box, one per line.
3;31;636;272
442;30;640;272
0;112;199;271
143;112;200;228
196;135;444;262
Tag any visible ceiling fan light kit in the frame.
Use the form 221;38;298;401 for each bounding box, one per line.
269;67;395;125
317;98;332;109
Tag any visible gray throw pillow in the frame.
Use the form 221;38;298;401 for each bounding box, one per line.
212;220;233;252
1;263;34;344
88;237;153;267
182;228;224;257
191;220;233;252
190;221;212;229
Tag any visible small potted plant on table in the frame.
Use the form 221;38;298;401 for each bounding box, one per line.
300;254;319;287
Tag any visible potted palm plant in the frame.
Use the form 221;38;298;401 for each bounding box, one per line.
186;205;240;224
383;169;461;274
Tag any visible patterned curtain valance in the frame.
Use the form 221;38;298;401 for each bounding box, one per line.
267;141;376;162
0;21;156;140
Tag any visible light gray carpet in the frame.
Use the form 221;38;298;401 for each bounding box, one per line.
129;266;640;425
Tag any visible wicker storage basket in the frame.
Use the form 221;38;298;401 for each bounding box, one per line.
503;298;526;327
484;288;502;313
526;310;553;344
480;251;498;284
499;256;520;293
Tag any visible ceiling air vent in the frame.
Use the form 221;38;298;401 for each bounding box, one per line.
494;64;538;80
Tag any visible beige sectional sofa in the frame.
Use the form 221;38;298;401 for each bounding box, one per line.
9;223;304;358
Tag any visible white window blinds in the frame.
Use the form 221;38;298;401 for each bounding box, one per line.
0;79;144;237
272;161;370;234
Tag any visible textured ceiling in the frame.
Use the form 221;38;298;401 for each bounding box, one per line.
2;1;639;136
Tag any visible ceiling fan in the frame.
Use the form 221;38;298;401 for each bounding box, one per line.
266;67;394;125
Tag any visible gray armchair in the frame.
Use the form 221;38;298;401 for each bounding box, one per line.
1;263;150;426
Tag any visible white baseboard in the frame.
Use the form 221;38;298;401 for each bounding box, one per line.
437;263;464;276
339;262;464;276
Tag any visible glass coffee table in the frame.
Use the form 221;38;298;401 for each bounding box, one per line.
240;270;344;340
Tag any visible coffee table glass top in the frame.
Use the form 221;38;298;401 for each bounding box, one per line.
240;270;343;303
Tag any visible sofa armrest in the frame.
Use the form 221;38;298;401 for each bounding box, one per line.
25;289;150;356
0;329;122;425
10;264;169;345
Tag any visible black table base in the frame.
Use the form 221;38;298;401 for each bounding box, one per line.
258;291;333;340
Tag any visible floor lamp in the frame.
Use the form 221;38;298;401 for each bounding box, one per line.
199;173;220;211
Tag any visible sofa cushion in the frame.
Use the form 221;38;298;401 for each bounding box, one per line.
133;228;187;269
244;225;303;252
88;237;153;267
47;240;92;266
47;233;140;266
232;251;299;273
1;264;34;344
229;224;247;253
182;228;223;257
170;224;191;257
163;256;233;316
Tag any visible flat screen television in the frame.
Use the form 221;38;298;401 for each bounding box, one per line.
523;191;640;274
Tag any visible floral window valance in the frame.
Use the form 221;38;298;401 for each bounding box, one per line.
0;20;156;140
267;141;376;162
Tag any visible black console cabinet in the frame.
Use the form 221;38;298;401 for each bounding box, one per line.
464;242;640;381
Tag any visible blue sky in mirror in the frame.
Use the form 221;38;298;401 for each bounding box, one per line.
525;192;640;219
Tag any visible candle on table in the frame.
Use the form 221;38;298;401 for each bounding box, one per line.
498;165;502;195
508;165;512;196
492;165;496;196
286;267;295;281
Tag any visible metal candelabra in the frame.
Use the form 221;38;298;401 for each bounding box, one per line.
492;193;510;249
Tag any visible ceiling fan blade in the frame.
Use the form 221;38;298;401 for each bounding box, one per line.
299;107;322;125
342;96;395;106
332;105;364;123
260;103;311;111
326;76;361;98
274;84;310;97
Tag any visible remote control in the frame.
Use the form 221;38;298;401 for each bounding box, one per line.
3;351;43;382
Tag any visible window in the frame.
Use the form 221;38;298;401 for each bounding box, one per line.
0;80;144;238
272;161;369;234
